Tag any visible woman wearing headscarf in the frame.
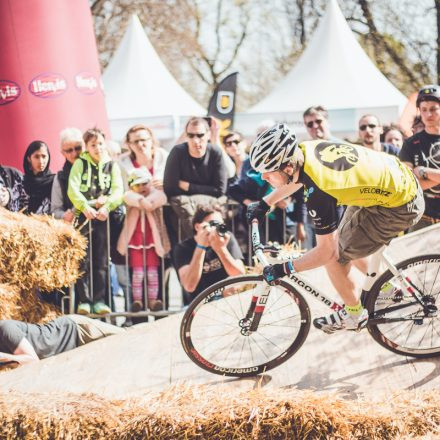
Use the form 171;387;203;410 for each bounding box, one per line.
23;140;55;214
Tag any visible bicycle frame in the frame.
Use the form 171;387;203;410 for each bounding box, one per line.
247;220;431;329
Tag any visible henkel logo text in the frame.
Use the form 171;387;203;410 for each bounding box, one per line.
29;73;67;98
0;80;21;105
75;72;98;94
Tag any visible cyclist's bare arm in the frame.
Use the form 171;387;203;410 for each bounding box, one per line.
290;230;339;272
263;181;303;206
403;161;440;190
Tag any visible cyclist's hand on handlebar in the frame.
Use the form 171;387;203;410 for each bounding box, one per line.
246;200;270;224
262;263;286;286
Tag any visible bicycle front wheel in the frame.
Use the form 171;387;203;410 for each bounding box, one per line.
365;254;440;358
180;275;311;377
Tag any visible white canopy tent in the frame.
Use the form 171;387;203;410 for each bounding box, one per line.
102;14;205;143
238;0;407;139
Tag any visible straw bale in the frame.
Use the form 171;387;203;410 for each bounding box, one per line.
0;386;437;439
0;208;86;291
0;284;60;323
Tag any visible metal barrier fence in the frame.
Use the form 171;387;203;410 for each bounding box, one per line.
63;200;303;321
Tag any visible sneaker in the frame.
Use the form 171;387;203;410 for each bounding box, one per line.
131;300;143;313
77;303;91;315
148;299;164;312
93;302;111;315
313;308;368;334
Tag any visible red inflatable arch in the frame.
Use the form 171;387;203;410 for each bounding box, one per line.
0;0;109;171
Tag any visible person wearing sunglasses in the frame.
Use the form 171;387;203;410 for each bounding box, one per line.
357;115;399;156
399;84;440;231
163;117;228;242
303;106;343;143
223;131;247;179
51;127;84;223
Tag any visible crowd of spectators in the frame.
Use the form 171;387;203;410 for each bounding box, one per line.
0;84;439;324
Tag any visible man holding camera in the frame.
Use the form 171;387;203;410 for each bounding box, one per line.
174;204;245;304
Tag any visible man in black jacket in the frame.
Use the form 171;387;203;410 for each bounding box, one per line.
164;117;228;242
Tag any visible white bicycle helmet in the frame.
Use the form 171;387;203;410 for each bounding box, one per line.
249;123;298;173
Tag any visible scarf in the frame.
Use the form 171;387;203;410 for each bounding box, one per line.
23;141;55;213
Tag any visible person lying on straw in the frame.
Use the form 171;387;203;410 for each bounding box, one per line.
0;315;124;367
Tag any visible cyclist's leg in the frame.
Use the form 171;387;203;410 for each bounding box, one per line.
326;206;378;306
315;206;384;332
315;189;424;333
324;259;358;306
352;257;368;275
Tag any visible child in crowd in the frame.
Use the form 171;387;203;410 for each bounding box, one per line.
68;128;124;315
117;168;170;312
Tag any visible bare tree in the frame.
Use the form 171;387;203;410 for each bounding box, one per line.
91;0;439;109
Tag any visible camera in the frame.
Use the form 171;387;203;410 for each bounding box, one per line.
208;220;228;237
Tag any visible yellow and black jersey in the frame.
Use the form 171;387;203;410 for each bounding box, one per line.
298;140;417;235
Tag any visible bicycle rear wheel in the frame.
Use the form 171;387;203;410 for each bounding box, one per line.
180;275;311;377
365;254;440;358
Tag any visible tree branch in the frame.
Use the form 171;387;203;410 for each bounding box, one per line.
357;0;420;86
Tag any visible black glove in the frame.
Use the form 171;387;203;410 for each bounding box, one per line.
262;263;286;286
246;200;270;224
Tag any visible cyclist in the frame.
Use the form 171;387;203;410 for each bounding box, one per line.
247;123;425;333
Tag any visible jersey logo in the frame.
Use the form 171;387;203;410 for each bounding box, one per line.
428;141;440;194
315;142;359;171
304;186;314;202
429;141;440;166
308;209;317;217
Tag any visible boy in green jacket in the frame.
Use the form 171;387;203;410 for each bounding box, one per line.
68;128;123;315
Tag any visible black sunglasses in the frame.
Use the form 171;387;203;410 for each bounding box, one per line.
359;124;377;131
63;145;82;154
225;139;240;146
306;119;323;128
187;132;206;139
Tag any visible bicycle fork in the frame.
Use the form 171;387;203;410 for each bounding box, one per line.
239;283;271;335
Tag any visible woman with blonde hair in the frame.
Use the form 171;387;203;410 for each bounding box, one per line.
118;124;168;190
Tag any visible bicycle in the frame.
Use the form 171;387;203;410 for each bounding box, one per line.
180;220;440;377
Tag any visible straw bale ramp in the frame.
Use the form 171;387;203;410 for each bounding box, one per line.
0;266;438;400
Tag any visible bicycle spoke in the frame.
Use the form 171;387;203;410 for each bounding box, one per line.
194;327;238;354
260;314;302;326
208;332;244;363
203;298;242;321
248;333;275;361
429;264;440;297
192;312;237;328
247;337;255;366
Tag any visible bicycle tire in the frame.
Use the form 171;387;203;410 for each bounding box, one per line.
365;254;440;358
180;274;311;377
